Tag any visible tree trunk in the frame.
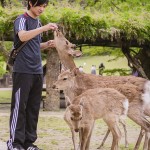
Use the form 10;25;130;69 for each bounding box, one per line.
44;48;60;111
121;38;148;79
137;47;150;79
0;0;5;7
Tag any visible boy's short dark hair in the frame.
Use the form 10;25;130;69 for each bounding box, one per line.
27;0;49;10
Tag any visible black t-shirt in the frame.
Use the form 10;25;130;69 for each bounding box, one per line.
13;13;43;74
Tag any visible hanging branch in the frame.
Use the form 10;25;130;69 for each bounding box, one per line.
129;48;138;55
121;39;148;79
111;1;122;11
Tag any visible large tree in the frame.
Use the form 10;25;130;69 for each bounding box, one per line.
1;0;150;79
1;0;150;110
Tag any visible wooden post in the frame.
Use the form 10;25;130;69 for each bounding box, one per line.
44;48;60;111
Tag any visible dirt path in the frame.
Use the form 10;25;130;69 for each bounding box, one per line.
0;140;7;150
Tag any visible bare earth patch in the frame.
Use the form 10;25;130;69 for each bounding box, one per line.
0;104;144;150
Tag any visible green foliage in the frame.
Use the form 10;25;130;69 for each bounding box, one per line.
0;1;150;45
0;0;150;76
61;10;107;41
82;46;124;58
0;59;6;76
0;6;23;37
103;68;131;76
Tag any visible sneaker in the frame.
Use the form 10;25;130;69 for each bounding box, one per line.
26;145;42;150
13;148;25;150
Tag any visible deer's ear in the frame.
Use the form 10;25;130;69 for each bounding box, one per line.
66;69;71;73
65;96;71;107
54;30;59;37
66;41;69;45
80;98;84;106
72;68;80;76
54;28;61;37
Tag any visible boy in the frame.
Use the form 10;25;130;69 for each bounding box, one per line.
7;0;57;150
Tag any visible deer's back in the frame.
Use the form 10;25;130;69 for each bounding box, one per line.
73;88;127;119
75;74;146;103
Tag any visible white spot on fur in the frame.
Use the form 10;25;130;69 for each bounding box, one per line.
141;81;150;108
123;99;129;116
120;99;129;121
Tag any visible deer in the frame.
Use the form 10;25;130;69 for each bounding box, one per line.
53;69;150;150
53;29;150;149
54;28;82;71
64;88;129;150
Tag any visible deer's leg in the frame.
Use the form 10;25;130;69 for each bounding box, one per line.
97;129;110;149
104;114;121;150
127;102;150;150
80;125;92;150
134;128;145;150
144;108;150;150
85;121;95;150
143;132;150;150
148;137;150;150
64;113;77;150
78;128;83;150
119;120;128;148
71;128;77;150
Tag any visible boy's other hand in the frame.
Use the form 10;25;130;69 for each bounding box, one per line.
42;23;58;32
47;40;55;48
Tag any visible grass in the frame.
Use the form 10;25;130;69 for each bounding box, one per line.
0;109;144;150
0;90;11;99
0;90;46;103
74;55;130;74
0;90;11;103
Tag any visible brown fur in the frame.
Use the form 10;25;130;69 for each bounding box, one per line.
54;29;81;71
54;30;150;150
53;69;150;150
65;88;128;150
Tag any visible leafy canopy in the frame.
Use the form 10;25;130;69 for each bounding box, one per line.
0;0;150;45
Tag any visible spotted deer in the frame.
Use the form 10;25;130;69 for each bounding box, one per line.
53;69;150;150
53;29;150;150
64;88;129;150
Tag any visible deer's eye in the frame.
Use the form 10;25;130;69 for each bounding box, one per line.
63;78;67;80
71;117;73;121
66;41;69;45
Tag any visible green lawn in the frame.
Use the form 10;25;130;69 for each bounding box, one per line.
74;55;130;74
0;90;46;103
0;90;12;103
0;110;143;150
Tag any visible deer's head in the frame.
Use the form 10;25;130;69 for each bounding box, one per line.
52;68;81;90
66;96;84;132
54;29;82;57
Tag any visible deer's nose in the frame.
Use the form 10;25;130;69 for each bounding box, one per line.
73;44;76;49
52;85;56;89
74;129;79;132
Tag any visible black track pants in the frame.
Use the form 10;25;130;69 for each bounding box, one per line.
7;73;43;149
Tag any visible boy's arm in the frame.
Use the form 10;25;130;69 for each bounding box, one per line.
40;40;55;50
18;23;57;42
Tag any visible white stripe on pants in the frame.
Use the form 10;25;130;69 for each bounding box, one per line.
7;88;21;150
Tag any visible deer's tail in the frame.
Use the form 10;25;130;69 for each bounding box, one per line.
119;99;129;122
141;81;150;109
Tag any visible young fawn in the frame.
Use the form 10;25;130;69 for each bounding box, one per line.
64;88;129;150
